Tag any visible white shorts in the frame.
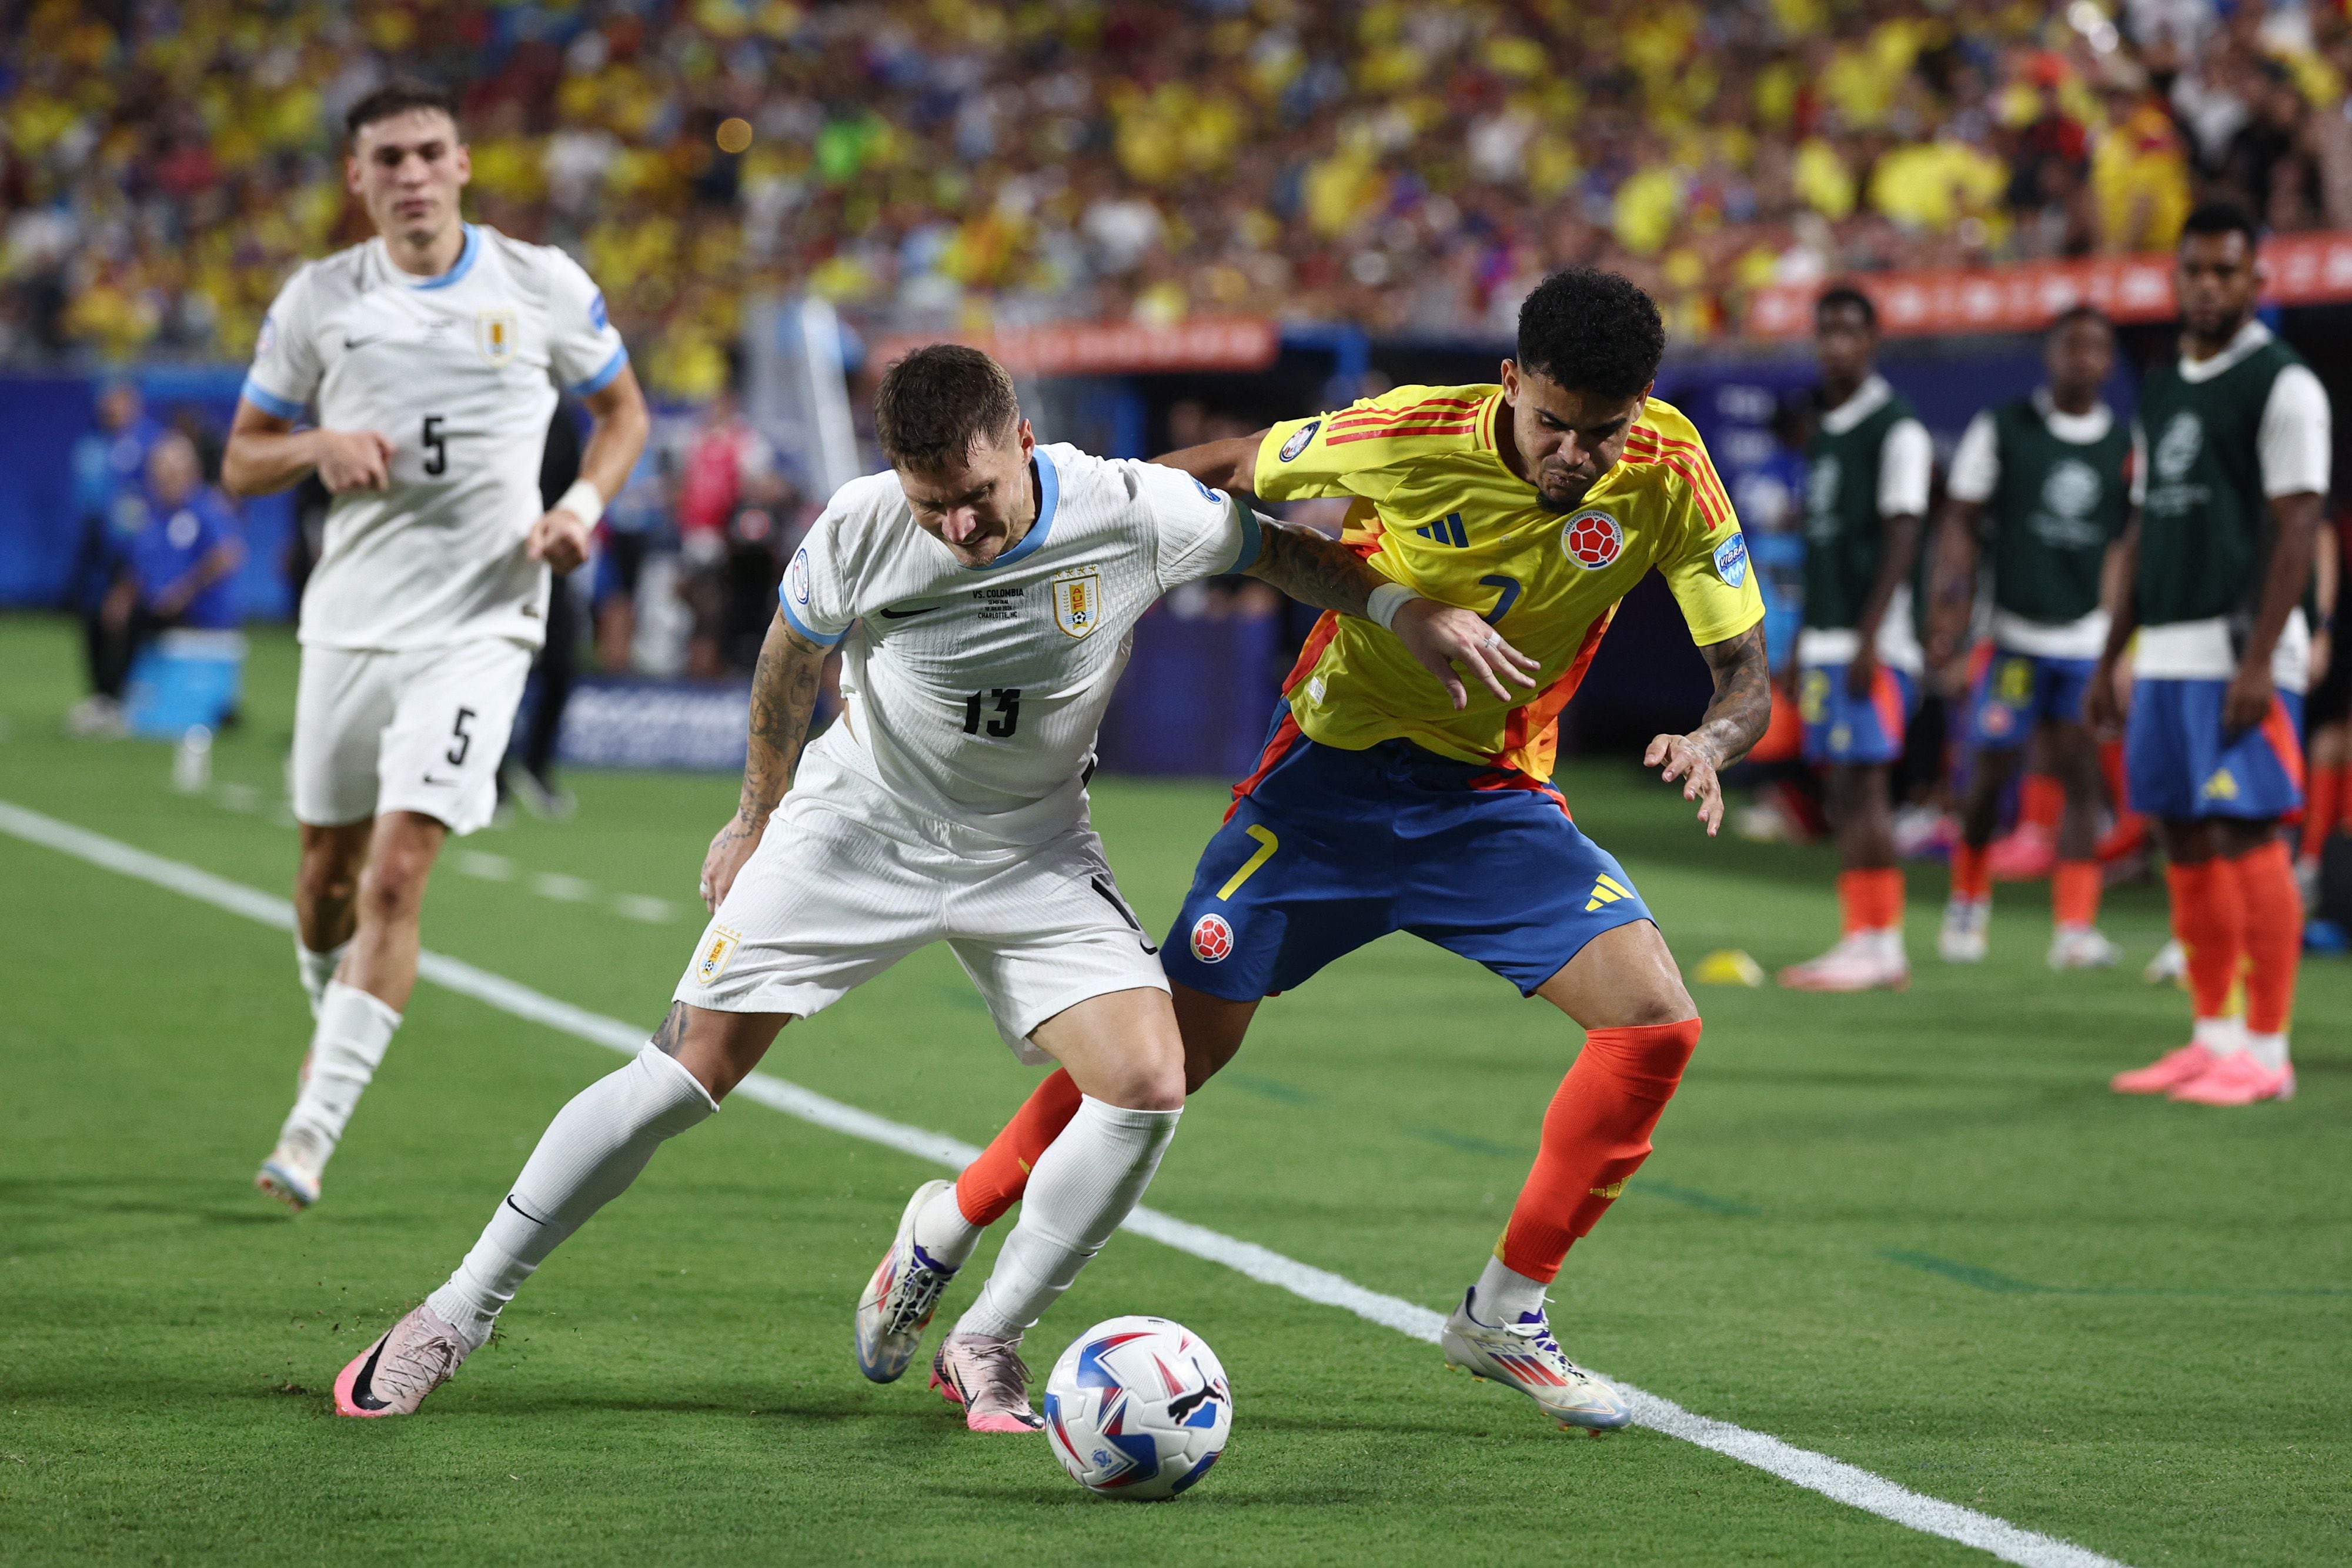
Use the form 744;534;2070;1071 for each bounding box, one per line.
674;735;1167;1063
292;638;535;837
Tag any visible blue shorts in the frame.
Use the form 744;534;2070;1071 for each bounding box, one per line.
2124;680;2305;821
1159;707;1654;1001
1969;647;2097;750
1798;663;1916;766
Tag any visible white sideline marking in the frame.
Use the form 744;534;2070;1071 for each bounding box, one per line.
0;797;2129;1568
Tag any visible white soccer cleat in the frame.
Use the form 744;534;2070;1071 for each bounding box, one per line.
856;1178;961;1385
2143;938;2187;987
1439;1289;1631;1433
255;1125;328;1211
333;1303;473;1417
2047;925;2119;971
1937;898;1989;964
1778;934;1910;992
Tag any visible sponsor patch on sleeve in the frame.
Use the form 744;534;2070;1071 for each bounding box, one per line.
787;547;811;607
1277;421;1319;462
1713;530;1749;588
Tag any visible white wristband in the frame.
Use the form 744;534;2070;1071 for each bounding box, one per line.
1367;581;1422;631
553;477;605;528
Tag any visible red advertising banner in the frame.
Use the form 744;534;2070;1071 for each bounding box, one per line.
1743;231;2352;339
868;317;1281;376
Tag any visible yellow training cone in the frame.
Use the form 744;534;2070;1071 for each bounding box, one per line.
1695;948;1765;987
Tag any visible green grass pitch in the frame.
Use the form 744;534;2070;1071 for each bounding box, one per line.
1;616;2346;1566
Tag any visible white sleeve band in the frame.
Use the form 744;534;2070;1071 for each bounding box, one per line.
553;477;606;527
1367;581;1421;631
1944;412;2000;505
2259;364;2333;498
1878;419;1934;519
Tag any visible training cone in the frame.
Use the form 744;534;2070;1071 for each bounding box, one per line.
1695;948;1765;987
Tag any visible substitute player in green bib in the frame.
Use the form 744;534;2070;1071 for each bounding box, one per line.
2092;202;2331;1106
1929;306;2130;969
1782;285;1933;992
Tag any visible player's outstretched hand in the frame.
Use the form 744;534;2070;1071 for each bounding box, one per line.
699;811;764;913
1645;732;1727;836
1392;600;1540;711
315;429;395;493
527;508;594;574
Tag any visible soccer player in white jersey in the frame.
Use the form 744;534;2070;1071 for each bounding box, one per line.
332;345;1525;1429
220;80;650;1209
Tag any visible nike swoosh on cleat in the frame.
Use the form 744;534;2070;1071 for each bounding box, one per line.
350;1334;392;1412
876;606;940;618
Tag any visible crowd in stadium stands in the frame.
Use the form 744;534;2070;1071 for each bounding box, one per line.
6;1;2352;385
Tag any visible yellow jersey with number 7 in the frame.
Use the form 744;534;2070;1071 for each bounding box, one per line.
1252;383;1762;782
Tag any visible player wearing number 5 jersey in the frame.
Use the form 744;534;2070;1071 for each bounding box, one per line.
333;345;1516;1429
220;81;649;1211
864;270;1773;1434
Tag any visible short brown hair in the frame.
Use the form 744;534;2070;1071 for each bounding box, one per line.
345;78;462;148
873;345;1020;472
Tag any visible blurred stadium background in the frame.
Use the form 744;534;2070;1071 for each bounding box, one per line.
4;0;2350;777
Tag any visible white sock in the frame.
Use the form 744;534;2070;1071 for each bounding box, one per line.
296;936;350;1015
2193;1015;2247;1055
1472;1253;1547;1323
954;1097;1179;1341
281;981;401;1150
2242;1031;2290;1071
913;1182;985;1271
426;1045;717;1349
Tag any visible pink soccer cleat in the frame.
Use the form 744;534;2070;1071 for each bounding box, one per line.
2169;1054;2296;1106
1986;821;2056;882
333;1303;473;1417
930;1332;1044;1433
1778;935;1909;992
2109;1042;2217;1095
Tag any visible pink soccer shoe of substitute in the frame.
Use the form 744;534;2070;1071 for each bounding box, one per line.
2169;1054;2296;1106
2109;1042;2217;1095
1778;935;1910;992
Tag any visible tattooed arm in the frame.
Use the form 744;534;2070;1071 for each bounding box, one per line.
1645;621;1771;837
1243;519;1541;708
699;613;831;911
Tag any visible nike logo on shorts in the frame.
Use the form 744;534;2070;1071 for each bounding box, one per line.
877;606;940;619
1091;875;1158;954
343;335;389;350
420;773;460;787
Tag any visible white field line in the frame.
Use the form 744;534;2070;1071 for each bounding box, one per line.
0;797;2129;1568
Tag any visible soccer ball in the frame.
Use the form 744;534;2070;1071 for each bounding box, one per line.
1041;1316;1232;1501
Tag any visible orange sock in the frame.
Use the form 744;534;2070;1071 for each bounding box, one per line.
955;1068;1084;1225
1498;1018;1700;1283
2233;840;2303;1035
2020;773;2063;831
2303;764;2344;861
1952;843;1992;903
1838;867;1905;932
2165;860;2246;1021
2052;860;2102;927
1837;868;1872;935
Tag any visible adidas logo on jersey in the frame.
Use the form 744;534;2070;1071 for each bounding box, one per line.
1413;513;1469;547
1583;874;1634;913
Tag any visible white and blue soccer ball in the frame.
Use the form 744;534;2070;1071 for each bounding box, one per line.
1042;1315;1232;1501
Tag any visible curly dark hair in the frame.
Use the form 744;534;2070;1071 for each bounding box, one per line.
1815;282;1877;330
2181;199;2260;250
1515;268;1667;400
873;344;1022;472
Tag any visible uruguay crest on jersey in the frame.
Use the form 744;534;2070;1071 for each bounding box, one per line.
1053;569;1103;638
476;309;517;366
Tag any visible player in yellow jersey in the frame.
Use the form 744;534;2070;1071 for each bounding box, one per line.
854;269;1772;1432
